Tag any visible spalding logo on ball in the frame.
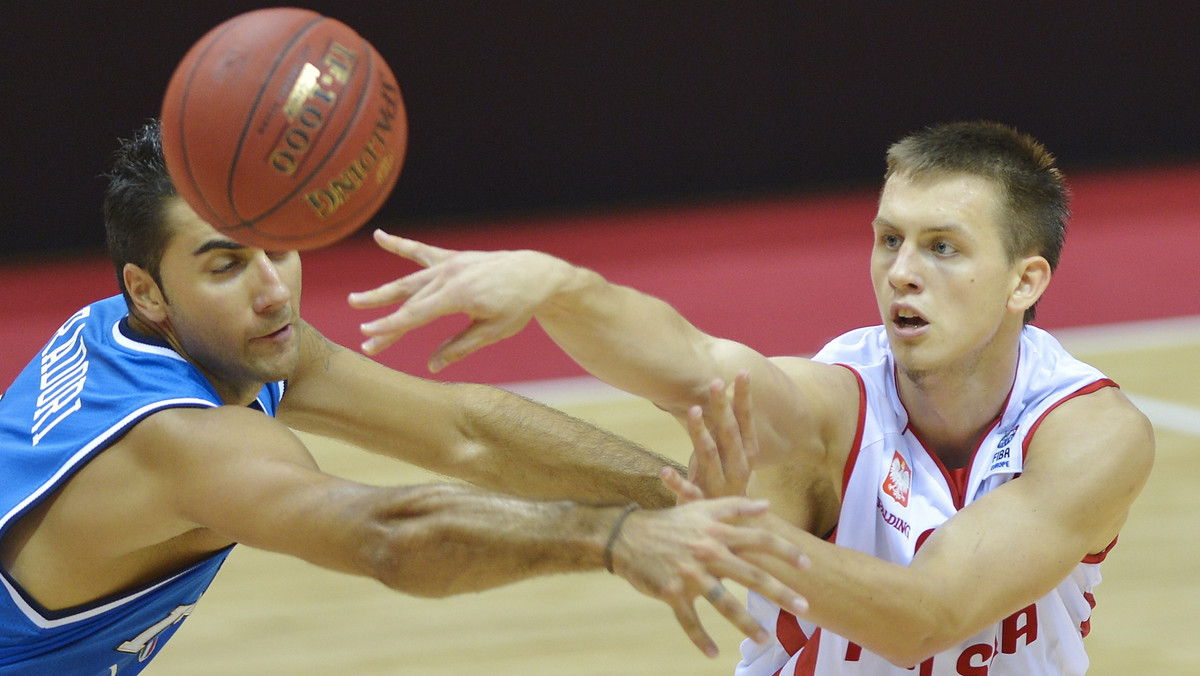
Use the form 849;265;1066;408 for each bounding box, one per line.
161;7;407;251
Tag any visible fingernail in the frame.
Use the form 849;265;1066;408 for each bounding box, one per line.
791;597;809;615
429;358;445;372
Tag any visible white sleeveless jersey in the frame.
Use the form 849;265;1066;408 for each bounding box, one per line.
738;325;1117;676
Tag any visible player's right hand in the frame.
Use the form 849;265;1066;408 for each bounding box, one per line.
348;230;568;367
610;497;810;658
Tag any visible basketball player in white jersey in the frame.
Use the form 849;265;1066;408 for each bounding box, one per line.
348;121;1154;674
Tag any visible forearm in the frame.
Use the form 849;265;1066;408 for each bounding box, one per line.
536;264;729;414
361;483;617;597
280;323;678;506
451;383;682;507
748;514;975;666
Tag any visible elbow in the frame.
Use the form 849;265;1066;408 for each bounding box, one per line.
362;520;463;599
357;485;474;598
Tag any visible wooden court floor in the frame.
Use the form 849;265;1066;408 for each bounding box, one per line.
150;318;1200;675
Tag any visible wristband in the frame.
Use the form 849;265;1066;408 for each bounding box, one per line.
603;503;641;574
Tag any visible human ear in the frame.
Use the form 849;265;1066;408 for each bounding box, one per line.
123;263;168;323
1008;256;1052;314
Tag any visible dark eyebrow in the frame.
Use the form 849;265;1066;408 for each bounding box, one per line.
192;239;247;257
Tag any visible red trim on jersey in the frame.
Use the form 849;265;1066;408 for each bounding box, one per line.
898;358;1016;510
1019;379;1119;461
834;364;867;502
907;417;1002;510
1080;591;1097;637
1083;535;1119;564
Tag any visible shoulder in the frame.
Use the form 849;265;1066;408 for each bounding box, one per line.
128;405;306;463
1030;386;1154;468
1021;386;1153;553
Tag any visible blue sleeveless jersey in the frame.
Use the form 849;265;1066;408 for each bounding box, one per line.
0;295;284;675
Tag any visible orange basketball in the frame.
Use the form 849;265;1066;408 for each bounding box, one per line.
160;7;407;251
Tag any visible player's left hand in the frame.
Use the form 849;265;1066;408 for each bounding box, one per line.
663;371;758;503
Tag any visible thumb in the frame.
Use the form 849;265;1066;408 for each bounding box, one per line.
428;319;512;372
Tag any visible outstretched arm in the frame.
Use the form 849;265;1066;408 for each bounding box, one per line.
278;320;682;507
347;231;856;478
135;406;810;657
348;231;763;414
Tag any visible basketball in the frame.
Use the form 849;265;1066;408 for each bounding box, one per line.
160;7;407;251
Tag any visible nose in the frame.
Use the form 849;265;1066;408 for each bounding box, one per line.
887;242;924;292
251;253;292;314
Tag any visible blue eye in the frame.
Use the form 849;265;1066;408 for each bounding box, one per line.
933;241;956;255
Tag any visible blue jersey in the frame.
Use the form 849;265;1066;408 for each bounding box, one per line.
0;296;284;675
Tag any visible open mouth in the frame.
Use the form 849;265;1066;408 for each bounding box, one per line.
893;309;928;330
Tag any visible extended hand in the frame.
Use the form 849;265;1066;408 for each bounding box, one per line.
612;498;809;657
663;371;758;503
348;230;566;368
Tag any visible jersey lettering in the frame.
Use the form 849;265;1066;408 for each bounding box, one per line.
955;641;994;676
32;307;91;445
999;603;1038;654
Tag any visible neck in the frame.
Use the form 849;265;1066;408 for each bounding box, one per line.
125;310;259;407
896;331;1022;469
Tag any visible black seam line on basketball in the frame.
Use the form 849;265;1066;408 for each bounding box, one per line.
177;19;244;227
314;47;406;238
245;39;379;240
277;46;395;240
227;14;326;226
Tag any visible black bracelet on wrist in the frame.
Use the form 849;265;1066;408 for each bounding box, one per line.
603;503;641;574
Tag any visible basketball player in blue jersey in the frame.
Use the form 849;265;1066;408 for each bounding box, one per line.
349;121;1155;675
0;121;813;675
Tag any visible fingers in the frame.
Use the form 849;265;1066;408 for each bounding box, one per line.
661;466;704;504
707;378;751;491
699;524;811;615
701;580;772;645
372;229;453;268
357;279;453;355
427;318;519;372
686;404;724;494
670;578;767;658
348;232;448;309
671;594;720;658
694;497;773;528
731;371;759;464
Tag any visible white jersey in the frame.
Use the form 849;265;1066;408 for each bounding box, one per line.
738;325;1117;676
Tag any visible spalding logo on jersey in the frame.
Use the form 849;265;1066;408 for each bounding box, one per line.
882;450;911;507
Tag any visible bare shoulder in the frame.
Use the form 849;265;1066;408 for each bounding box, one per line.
126;405;317;476
1029;385;1155;473
1023;385;1155;552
